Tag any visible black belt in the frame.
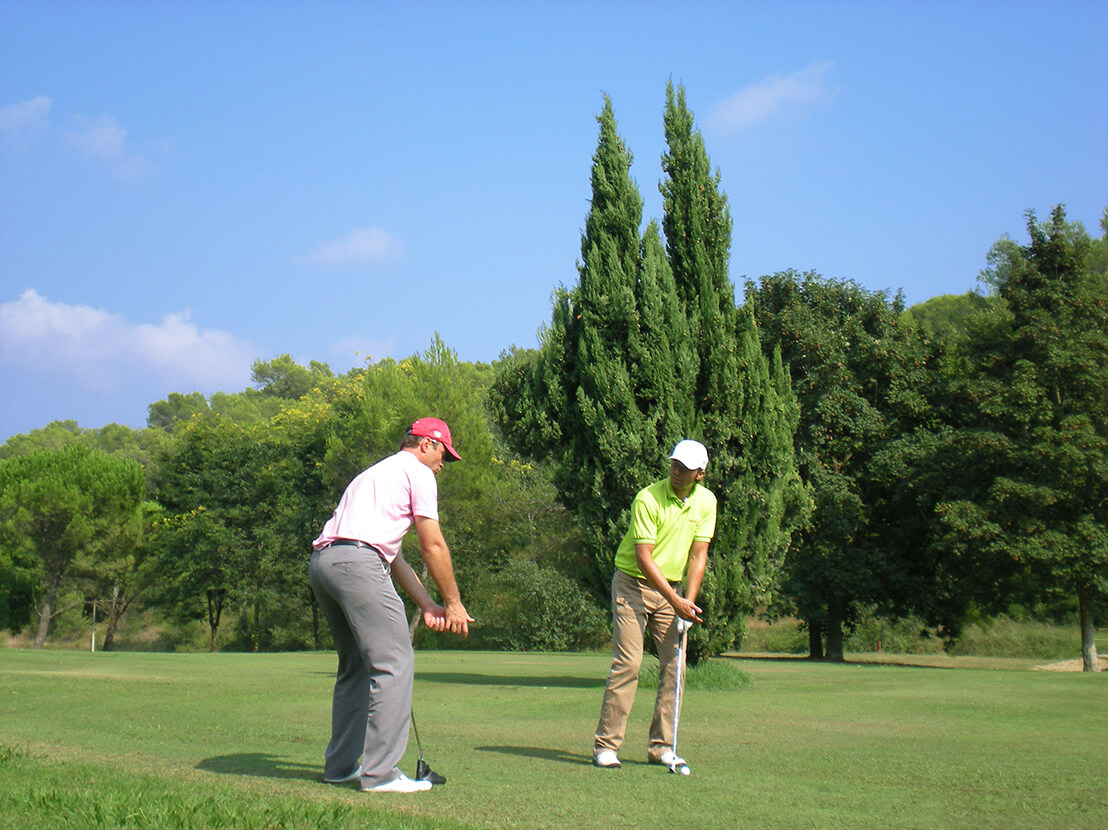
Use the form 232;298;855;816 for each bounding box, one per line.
322;538;378;552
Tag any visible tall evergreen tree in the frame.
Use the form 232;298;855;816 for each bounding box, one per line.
493;97;688;596
554;96;657;591
494;88;804;657
661;83;806;657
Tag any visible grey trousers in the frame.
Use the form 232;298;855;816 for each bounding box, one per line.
309;545;413;786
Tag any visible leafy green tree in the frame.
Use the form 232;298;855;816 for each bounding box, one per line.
156;397;332;651
147;391;210;432
252;354;334;400
935;206;1107;670
0;445;145;648
1088;208;1108;276
746;271;938;659
156;505;242;651
905;292;998;342
472;559;609;651
0;420;85;458
0;420;169;499
0;545;36;634
83;500;164;651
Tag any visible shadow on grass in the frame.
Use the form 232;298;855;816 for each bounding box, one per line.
729;653;957;670
196;753;321;782
416;671;605;688
474;745;590;765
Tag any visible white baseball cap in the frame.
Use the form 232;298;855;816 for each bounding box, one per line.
669;439;708;470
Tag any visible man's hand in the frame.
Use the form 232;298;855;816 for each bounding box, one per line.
673;596;702;624
423;602;474;636
422;604;448;632
443;599;474;637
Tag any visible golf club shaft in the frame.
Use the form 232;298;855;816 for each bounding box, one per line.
672;622;685;759
411;708;424;760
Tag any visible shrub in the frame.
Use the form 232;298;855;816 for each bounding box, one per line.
465;560;610;651
948;615;1079;660
638;656;752;691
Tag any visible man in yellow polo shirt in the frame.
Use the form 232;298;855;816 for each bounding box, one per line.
593;439;716;772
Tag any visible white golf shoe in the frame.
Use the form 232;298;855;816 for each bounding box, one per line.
655;749;690;774
593;749;621;768
362;772;433;793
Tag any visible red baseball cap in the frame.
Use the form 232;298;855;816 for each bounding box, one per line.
409;417;461;461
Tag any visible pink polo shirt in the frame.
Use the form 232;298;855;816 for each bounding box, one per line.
311;450;439;563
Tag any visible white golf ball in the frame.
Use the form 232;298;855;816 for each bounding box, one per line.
678;764;690;776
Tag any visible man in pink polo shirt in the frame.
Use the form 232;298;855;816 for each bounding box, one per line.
309;417;472;794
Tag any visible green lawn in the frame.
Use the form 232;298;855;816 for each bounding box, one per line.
1;649;1105;829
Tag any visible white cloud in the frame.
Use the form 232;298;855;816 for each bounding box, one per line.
708;61;840;134
67;114;154;179
308;226;401;265
0;96;51;147
0;289;254;393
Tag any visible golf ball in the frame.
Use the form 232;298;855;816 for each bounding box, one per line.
679;765;690;776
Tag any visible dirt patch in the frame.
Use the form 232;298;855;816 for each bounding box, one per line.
1034;657;1107;672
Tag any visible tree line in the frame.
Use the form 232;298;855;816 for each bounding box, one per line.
2;85;1105;669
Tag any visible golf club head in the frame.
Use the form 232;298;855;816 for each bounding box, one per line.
669;761;691;776
416;758;447;785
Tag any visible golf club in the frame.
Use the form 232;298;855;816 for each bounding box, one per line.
411;708;447;785
670;617;692;776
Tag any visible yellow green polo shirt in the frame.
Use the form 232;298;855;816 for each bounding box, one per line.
614;479;717;582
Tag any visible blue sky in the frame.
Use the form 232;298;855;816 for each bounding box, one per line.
2;1;1105;444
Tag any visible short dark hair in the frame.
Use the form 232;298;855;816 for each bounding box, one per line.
401;430;440;451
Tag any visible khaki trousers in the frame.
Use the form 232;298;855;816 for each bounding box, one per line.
594;569;685;761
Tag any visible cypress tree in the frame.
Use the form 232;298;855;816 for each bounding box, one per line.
660;82;806;656
492;89;805;656
545;96;657;593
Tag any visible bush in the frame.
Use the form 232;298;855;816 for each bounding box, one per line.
948;615;1080;660
741;618;807;654
638;656;752;691
742;612;1084;661
462;560;610;652
844;614;945;655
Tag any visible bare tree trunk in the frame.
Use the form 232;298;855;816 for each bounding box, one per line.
1078;586;1101;673
32;572;62;649
33;597;53;649
101;585;123;652
825;598;845;662
207;589;225;653
807;620;824;660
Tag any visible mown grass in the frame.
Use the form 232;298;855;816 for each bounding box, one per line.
1;649;1105;829
742;614;1092;661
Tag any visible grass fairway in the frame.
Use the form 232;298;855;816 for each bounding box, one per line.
1;649;1105;829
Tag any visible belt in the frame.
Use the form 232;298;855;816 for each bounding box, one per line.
322;538;378;552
